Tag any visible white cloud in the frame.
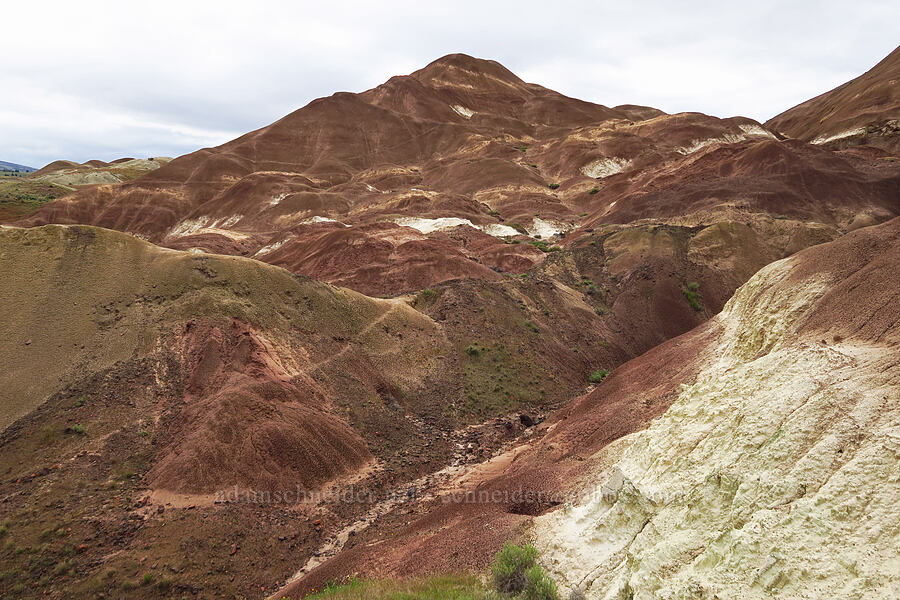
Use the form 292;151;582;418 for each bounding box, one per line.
1;0;897;167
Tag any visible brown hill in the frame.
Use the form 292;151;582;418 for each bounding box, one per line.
29;157;173;188
766;45;900;152
22;54;898;299
283;214;900;599
4;52;900;600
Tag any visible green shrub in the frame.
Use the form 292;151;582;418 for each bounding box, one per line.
589;369;609;383
141;573;154;585
548;183;560;190
524;564;559;600
465;345;481;357
420;288;437;300
682;283;703;311
528;240;561;253
70;424;85;435
492;542;538;593
491;542;558;599
589;188;599;194
515;145;528;152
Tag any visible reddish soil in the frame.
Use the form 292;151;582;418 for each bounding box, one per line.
21;53;899;297
766;45;900;151
3;49;900;600
283;215;900;597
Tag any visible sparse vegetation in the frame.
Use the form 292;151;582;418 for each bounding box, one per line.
0;174;70;222
682;282;703;312
69;423;85;435
420;288;438;300
491;542;558;600
514;145;528;152
589;188;599;194
528;240;561;253
303;574;487;599
589;369;609;383
524;320;539;333
465;345;482;357
548;183;560;190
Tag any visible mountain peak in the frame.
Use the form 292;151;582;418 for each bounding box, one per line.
411;53;526;88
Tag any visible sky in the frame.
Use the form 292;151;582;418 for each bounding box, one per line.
2;0;897;168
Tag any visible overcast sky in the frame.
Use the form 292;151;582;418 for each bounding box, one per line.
2;1;897;168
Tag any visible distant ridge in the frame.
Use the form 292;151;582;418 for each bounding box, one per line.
0;160;35;172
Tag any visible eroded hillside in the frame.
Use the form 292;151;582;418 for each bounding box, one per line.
1;49;898;600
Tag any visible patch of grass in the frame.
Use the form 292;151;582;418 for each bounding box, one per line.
488;210;500;217
141;573;154;585
38;425;60;446
589;188;599;194
420;288;438;300
304;574;487;599
73;395;87;408
68;423;85;435
0;176;70;223
465;345;482;357
53;560;73;577
514;145;528;152
588;369;609;383
682;282;703;312
523;320;539;334
547;183;560;190
528;240;561;253
509;222;527;234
